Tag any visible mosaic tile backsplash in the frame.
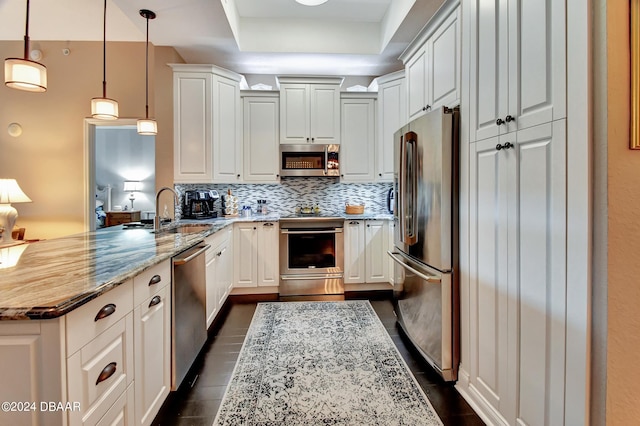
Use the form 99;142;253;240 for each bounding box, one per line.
176;178;393;217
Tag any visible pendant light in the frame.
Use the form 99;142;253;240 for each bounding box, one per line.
91;0;118;120
295;0;329;5
4;0;47;92
137;9;157;135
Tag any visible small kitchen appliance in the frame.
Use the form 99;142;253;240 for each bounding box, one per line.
182;190;219;219
280;144;340;177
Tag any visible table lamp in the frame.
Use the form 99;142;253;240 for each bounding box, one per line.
0;179;32;246
123;181;141;210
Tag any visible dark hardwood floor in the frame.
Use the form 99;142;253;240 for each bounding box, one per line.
152;297;484;426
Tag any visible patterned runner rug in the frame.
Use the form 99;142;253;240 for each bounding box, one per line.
213;301;442;425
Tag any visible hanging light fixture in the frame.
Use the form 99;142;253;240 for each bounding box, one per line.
137;9;157;135
91;0;118;120
4;0;47;92
295;0;329;5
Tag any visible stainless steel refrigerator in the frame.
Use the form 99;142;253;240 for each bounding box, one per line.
389;106;460;381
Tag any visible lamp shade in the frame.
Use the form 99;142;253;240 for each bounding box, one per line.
123;181;142;192
137;119;157;135
91;97;119;120
4;58;47;92
0;179;32;204
295;0;329;5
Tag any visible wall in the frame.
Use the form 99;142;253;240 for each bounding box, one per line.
0;41;182;240
606;1;640;424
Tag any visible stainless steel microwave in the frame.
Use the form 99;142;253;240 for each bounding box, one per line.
279;144;340;177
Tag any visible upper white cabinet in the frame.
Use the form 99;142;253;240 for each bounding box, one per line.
374;71;407;181
340;94;376;182
171;64;243;183
468;0;566;142
401;4;461;121
242;93;280;182
278;77;342;144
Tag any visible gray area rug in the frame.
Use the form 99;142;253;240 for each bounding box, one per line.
213;301;442;425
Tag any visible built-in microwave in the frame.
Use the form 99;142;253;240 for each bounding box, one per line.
279;144;340;177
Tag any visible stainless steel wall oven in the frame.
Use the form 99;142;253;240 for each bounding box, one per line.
279;218;344;296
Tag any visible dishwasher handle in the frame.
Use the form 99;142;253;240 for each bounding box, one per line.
173;244;210;266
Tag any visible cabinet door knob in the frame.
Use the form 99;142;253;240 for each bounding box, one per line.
505;115;516;123
503;142;514;149
496;118;505;126
148;274;161;286
495;143;503;151
96;362;117;385
148;295;162;308
94;303;116;322
311;137;315;142
236;174;240;178
306;137;310;142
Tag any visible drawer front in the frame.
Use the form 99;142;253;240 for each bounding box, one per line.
96;383;134;426
67;280;133;356
133;260;171;307
67;314;133;426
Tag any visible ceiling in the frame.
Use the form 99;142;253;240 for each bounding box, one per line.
0;0;445;77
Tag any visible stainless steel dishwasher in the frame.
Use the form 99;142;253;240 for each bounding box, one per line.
171;243;209;390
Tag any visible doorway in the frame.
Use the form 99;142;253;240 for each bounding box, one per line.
84;119;155;231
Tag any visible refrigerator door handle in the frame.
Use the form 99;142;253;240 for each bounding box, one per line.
388;251;441;283
403;132;418;245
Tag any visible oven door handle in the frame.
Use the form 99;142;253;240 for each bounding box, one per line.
280;229;343;234
280;273;344;281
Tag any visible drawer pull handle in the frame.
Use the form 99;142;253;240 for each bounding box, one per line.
149;295;162;308
96;362;117;385
94;303;116;322
149;274;162;286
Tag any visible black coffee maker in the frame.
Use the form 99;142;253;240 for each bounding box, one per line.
183;190;219;219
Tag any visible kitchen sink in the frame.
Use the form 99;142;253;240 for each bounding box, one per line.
153;223;214;234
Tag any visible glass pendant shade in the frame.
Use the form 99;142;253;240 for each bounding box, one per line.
295;0;328;5
91;97;119;120
4;58;47;92
137;118;157;135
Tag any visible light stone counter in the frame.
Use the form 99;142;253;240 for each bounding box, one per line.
0;211;390;320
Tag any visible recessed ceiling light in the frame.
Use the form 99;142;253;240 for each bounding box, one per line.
295;0;329;6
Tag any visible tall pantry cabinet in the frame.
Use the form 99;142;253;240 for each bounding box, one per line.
458;0;568;425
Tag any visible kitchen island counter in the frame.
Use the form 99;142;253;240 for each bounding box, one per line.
0;222;231;320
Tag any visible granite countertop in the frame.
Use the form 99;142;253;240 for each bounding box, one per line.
0;211;391;321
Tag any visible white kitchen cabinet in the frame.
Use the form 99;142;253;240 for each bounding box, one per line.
468;0;566;143
171;64;243;183
343;219;391;284
278;77;342;144
364;220;389;283
213;75;243;182
205;228;233;327
243;94;280;182
343;220;366;284
132;260;170;426
133;286;170;426
172;71;212;183
403;4;461;121
67;314;134;426
340;95;376;182
217;227;234;305
256;222;279;286
233;222;279;288
467;121;567;425
375;71;406;182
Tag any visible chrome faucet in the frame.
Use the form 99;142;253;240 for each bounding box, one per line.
154;187;179;231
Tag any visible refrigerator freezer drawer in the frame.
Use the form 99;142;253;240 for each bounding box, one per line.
389;250;458;381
